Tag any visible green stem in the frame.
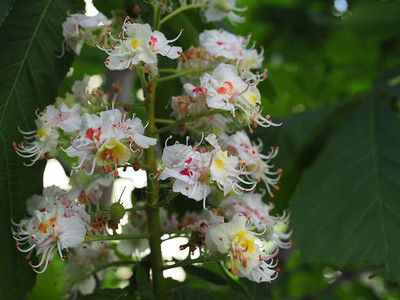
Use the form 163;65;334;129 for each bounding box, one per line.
84;234;150;242
156;67;213;83
153;4;161;30
162;253;227;270
159;68;178;73
152;109;227;136
140;70;165;298
160;3;209;25
155;118;175;124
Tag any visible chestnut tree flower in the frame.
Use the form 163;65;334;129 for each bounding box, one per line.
62;13;112;55
205;213;279;282
226;130;282;197
12;187;90;273
221;192;292;249
98;20;182;74
203;0;247;25
64;108;157;176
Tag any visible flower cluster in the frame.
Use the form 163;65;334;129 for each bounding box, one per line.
12;186;90;273
11;1;292;293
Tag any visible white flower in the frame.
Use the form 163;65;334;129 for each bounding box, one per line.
237;48;266;81
199;29;244;60
203;0;247;25
64;108;156;176
221;193;292;249
200;63;280;129
14;103;82;166
160;142;211;207
226;130;282;197
98;20;182;74
12;188;90;273
205;213;279;282
62;13;112;54
205;134;258;195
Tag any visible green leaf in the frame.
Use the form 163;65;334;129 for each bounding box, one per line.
0;0;15;27
0;0;80;298
78;288;129;300
183;265;228;286
170;286;217;300
289;96;400;282
258;98;362;210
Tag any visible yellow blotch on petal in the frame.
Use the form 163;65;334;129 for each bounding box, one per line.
131;39;139;49
235;230;254;253
96;138;131;167
214;158;224;169
38;129;46;139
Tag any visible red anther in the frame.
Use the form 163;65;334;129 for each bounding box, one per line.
116;157;120;164
243;259;248;267
118;35;122;39
254;178;259;182
253;123;258;128
180;28;184;31
15;243;20;247
185;186;189;190
235;111;238;115
108;165;113;172
81;166;85;169
106;58;110;61
114;170;119;177
40;154;45;159
32;226;36;230
52;224;55;227
28;261;32;265
106;62;109;65
278;168;283;173
111;46;115;50
242;162;246;166
252;150;256;154
243;189;247;192
120;59;124;62
259;257;263;261
249;128;254;134
12;142;16;147
276;268;280;272
77;135;81;139
229;268;236;275
101;43;104;46
219;237;223;241
275;259;279;263
261;106;264;109
269;192;274;198
274;186;280;190
57;143;61;146
290;242;294;246
14;147;17;150
177;51;181;54
290;227;293;231
62;256;66;259
103;166;108;173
